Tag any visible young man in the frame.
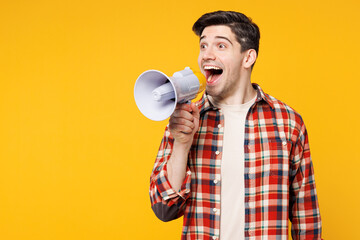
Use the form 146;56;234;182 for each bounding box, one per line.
149;11;322;240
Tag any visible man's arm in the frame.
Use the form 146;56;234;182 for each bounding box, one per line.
289;119;322;239
149;103;199;222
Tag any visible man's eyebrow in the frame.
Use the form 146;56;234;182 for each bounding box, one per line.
199;35;233;45
215;36;233;45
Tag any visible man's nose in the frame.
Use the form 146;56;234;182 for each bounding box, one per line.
202;47;216;60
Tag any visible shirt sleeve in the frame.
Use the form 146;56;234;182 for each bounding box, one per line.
289;120;322;239
149;125;192;222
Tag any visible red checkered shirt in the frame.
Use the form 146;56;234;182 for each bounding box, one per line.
149;83;322;240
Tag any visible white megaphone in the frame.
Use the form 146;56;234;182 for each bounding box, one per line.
134;67;206;121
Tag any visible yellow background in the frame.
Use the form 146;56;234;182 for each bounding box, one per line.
1;0;359;239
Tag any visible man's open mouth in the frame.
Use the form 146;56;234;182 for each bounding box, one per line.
204;65;223;84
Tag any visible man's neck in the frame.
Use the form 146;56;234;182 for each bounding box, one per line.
211;77;257;105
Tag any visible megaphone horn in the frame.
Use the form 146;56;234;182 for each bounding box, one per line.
134;67;206;121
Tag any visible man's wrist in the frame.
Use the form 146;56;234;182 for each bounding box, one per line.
173;139;192;154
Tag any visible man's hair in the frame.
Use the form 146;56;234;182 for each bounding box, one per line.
192;11;260;55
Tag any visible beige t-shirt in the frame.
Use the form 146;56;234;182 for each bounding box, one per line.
208;95;256;240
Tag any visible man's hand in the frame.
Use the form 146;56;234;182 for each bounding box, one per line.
167;102;199;192
169;102;200;150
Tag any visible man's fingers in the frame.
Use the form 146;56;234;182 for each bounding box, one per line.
170;124;194;134
169;119;194;134
171;110;193;120
169;102;200;139
175;103;192;112
190;102;200;120
170;116;195;129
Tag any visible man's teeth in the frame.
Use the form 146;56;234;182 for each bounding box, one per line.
204;66;221;70
204;66;222;82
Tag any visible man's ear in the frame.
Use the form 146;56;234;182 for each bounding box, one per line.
243;49;257;69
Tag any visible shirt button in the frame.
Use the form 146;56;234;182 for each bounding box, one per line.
212;236;218;240
213;179;219;184
213;208;218;213
218;124;222;128
282;141;287;146
215;151;220;155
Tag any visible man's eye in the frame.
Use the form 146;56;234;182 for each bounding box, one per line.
200;44;206;49
219;44;226;49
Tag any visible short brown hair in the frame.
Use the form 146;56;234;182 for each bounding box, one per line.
192;11;260;55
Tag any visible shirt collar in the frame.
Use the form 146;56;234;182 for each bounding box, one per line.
197;83;274;115
252;83;274;109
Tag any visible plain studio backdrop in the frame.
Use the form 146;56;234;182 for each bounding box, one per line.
0;0;359;239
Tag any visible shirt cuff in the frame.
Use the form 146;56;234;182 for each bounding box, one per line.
155;163;192;201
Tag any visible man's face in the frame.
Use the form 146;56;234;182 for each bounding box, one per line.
198;25;246;100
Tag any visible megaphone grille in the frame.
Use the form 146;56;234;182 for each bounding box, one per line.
134;70;177;121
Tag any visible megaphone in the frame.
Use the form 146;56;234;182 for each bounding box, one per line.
134;67;206;121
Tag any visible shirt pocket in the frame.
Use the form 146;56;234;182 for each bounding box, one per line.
268;138;292;179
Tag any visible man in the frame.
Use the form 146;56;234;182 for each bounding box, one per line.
149;11;322;240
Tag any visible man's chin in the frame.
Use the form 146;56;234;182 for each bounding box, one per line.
205;86;220;98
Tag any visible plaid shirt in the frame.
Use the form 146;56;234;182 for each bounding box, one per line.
149;84;322;240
